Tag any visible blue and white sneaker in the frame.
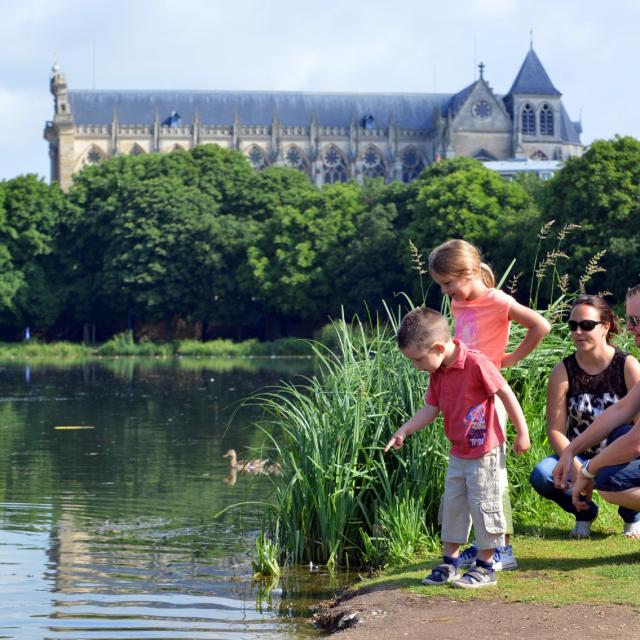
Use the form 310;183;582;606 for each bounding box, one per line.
457;544;518;571
458;543;479;568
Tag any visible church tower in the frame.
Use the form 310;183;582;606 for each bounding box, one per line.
44;62;76;190
503;46;581;161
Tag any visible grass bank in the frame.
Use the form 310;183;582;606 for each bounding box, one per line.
252;301;640;573
0;333;314;360
352;521;640;606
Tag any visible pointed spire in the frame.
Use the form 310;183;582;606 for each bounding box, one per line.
507;47;561;96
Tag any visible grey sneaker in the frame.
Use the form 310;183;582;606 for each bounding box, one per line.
452;565;497;589
421;562;460;585
569;520;592;539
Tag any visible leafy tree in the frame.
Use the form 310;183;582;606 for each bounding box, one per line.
240;166;319;222
403;158;538;303
541;136;640;300
0;175;65;327
61;146;256;328
247;180;404;322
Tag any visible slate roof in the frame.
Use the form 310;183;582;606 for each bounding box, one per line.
68;90;453;129
506;47;561;96
560;103;582;144
447;82;475;116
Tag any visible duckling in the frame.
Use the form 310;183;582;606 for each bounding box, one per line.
223;449;267;473
264;461;282;476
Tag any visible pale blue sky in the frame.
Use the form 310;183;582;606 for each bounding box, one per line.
1;0;639;182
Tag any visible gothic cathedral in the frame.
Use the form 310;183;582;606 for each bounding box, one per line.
44;47;583;191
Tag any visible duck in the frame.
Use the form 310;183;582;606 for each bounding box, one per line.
223;449;267;473
264;461;282;476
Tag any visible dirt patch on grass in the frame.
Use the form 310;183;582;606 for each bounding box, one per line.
313;584;640;639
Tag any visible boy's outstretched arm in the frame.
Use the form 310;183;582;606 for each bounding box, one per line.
495;383;530;455
502;301;551;368
384;404;439;452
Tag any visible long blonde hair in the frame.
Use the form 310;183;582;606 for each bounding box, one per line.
428;239;495;288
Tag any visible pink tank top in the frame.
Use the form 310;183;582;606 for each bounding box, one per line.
451;288;514;368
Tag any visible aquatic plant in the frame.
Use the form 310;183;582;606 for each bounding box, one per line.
254;227;629;569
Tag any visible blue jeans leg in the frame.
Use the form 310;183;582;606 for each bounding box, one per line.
595;423;640;524
530;455;598;522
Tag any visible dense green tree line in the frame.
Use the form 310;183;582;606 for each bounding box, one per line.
1;136;639;340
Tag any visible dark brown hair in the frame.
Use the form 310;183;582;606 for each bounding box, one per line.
571;294;619;344
397;307;451;350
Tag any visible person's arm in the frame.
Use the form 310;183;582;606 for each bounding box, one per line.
572;424;640;509
566;381;640;455
583;423;640;472
495;383;530;455
384;403;440;452
501;300;551;368
546;363;572;456
555;379;640;488
623;355;640;423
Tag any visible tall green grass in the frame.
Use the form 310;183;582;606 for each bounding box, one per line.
253;223;626;571
256;312;451;570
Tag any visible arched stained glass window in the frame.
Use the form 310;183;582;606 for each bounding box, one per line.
401;147;425;183
130;144;145;156
283;146;308;173
82;145;105;167
362;146;385;179
247;145;268;170
322;146;348;184
522;103;535;135
540;104;554;136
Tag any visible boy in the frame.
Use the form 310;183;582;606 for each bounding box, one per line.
384;307;530;589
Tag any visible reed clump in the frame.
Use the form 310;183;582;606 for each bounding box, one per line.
256;313;450;570
255;222;628;572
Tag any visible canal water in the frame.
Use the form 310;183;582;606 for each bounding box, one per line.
0;358;348;639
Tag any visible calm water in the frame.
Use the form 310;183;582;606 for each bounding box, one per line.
0;358;346;639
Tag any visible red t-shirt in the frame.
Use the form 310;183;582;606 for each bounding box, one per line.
426;340;506;458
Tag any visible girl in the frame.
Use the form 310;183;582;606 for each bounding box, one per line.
428;239;551;570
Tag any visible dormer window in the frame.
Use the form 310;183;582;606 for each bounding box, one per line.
522;103;535;135
362;114;375;130
540;104;554;136
162;110;182;127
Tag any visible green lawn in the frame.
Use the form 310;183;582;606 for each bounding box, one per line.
359;512;640;606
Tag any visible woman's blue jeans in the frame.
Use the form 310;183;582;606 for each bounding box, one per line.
529;423;640;524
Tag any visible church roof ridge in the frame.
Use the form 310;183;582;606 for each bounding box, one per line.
69;87;454;98
67;90;455;129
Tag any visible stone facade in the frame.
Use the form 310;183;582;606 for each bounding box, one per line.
44;48;583;191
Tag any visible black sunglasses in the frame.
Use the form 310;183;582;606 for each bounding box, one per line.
627;315;640;328
567;319;604;332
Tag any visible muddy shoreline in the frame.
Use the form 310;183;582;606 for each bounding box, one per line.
312;583;640;639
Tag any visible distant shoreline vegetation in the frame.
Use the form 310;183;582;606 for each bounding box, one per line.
0;333;315;360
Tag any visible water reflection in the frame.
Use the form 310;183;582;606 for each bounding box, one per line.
0;359;344;640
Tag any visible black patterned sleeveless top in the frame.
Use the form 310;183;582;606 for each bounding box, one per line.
563;348;629;459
